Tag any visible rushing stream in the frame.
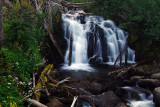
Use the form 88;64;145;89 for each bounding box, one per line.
62;10;135;70
122;86;155;107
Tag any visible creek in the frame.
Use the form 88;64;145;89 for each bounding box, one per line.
59;9;154;107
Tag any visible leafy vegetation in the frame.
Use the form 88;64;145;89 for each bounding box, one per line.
0;0;47;106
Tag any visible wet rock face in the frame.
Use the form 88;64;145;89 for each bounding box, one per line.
88;23;106;64
153;87;160;106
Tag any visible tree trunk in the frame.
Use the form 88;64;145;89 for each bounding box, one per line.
125;48;128;66
114;37;129;66
0;0;3;49
120;53;122;66
48;30;64;60
68;33;73;66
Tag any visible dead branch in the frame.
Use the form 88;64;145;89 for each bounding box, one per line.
33;72;37;100
71;96;78;107
33;72;36;88
48;30;64;60
25;99;47;107
36;60;46;66
40;77;50;97
56;77;71;86
45;73;59;84
72;2;95;5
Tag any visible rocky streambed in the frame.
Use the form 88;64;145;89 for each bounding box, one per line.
120;62;160;107
56;62;160;107
34;62;160;107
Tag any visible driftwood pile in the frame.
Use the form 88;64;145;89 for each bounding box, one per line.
28;64;73;107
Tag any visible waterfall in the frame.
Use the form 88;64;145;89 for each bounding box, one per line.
62;10;135;69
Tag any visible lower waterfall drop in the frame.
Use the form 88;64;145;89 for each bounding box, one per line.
62;10;135;70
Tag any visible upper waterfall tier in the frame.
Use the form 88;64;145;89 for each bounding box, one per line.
62;10;135;66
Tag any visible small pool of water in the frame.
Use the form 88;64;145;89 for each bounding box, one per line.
60;64;117;81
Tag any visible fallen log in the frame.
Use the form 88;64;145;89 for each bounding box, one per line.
115;64;138;79
35;64;53;101
25;99;47;107
108;63;137;76
109;60;148;79
45;73;59;84
115;63;138;79
40;77;50;96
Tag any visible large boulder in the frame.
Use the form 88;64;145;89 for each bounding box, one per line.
138;79;160;89
130;76;144;81
98;91;121;107
153;87;160;106
115;103;128;107
90;82;103;94
81;91;127;107
46;98;64;107
128;67;146;76
151;73;160;79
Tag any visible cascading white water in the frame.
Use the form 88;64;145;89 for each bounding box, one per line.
122;86;155;107
62;10;135;70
